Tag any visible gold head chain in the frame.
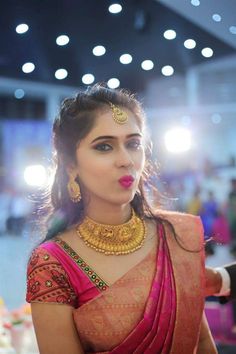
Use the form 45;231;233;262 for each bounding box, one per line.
109;102;128;124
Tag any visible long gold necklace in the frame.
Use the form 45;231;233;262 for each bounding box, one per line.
76;209;146;255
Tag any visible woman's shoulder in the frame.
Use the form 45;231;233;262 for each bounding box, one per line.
26;236;78;307
154;209;201;226
27;240;60;273
28;239;57;261
26;228;73;272
153;209;203;246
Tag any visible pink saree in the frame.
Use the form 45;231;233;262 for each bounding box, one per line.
41;224;176;353
29;212;205;353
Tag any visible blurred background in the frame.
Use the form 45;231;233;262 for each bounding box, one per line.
0;0;236;352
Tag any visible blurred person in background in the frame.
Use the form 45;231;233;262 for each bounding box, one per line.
212;208;231;245
187;187;202;215
200;191;218;239
7;189;32;235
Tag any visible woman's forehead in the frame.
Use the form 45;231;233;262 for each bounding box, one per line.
86;108;141;139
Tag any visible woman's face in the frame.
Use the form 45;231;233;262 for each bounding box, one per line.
73;107;145;209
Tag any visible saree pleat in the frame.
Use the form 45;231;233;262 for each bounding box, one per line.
110;228;176;354
143;249;176;354
73;225;176;354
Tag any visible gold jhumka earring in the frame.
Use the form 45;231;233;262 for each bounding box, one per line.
67;172;82;203
109;102;128;124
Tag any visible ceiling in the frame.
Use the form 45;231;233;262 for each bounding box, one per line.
159;0;236;50
0;0;236;94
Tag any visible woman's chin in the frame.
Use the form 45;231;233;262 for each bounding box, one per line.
112;192;136;206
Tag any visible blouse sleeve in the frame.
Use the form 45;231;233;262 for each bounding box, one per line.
26;246;77;308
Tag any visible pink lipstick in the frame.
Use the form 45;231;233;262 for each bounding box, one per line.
118;175;134;188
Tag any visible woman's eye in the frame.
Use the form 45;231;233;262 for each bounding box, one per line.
127;140;142;149
94;143;112;152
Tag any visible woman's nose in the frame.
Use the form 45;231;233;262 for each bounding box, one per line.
115;148;134;168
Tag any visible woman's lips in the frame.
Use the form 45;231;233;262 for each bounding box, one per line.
118;175;134;188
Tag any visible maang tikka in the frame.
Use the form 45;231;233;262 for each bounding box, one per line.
109;102;128;124
67;171;81;203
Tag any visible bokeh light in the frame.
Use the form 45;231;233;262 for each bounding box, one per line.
22;62;35;73
164;127;192;153
82;74;95;84
141;60;154;71
55;69;68;80
93;45;106;56
56;35;70;46
107;78;120;88
16;24;29;34
24;165;47;187
108;4;122;14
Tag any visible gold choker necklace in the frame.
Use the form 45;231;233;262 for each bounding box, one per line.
76;209;146;255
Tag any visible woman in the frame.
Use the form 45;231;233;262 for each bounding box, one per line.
26;84;217;353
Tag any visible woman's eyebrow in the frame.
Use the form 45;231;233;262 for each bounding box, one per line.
90;133;142;144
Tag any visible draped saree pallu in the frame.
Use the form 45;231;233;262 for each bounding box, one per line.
71;214;204;353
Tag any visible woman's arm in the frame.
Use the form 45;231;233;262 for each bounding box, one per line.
205;266;232;298
31;303;84;354
204;267;222;297
197;312;218;354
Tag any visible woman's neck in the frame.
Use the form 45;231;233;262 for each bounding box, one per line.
84;202;132;225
